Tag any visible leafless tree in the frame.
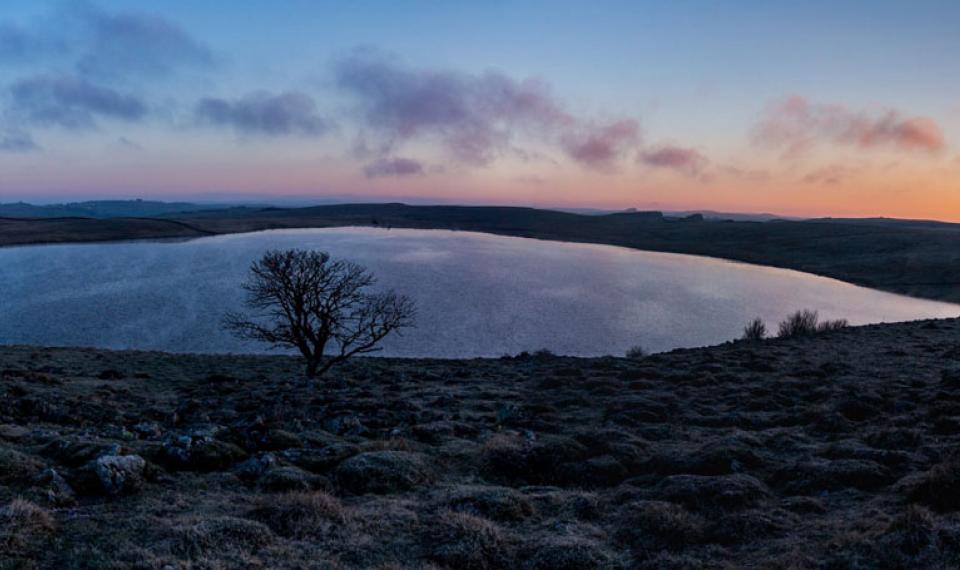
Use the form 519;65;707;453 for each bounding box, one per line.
224;249;416;377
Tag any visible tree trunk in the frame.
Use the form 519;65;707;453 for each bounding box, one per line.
305;358;320;378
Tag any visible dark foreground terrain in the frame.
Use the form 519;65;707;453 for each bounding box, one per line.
4;203;960;303
4;320;960;568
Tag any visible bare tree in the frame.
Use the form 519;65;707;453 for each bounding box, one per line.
224;249;416;377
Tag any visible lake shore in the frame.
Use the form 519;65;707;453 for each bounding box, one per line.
4;203;960;304
3;318;960;567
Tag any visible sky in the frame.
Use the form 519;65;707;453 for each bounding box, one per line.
0;1;958;220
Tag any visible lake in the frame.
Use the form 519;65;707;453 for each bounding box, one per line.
1;227;957;357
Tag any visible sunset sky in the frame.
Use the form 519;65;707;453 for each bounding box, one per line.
1;1;958;219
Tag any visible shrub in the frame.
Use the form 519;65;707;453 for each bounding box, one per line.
777;310;820;338
817;318;849;333
251;491;348;538
908;451;960;512
741;318;767;341
0;499;55;553
424;510;510;570
777;310;849;338
625;345;646;359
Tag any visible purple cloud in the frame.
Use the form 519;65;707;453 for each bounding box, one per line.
9;74;147;129
562;119;641;169
195;91;329;136
639;145;709;176
335;50;639;169
363;157;425;178
755;95;945;156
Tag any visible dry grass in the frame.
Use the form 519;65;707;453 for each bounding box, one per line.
1;319;960;567
252;491;350;539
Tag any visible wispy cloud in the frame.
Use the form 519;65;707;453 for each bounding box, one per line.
0;3;213;80
363;157;425;178
755;95;946;156
562;119;640;169
9;74;147;129
0;129;39;152
638;145;708;177
73;3;214;80
194;91;329;136
334;49;640;169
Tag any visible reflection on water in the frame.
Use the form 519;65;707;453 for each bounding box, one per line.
1;227;957;357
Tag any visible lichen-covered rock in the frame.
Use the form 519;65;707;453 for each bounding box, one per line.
87;455;146;495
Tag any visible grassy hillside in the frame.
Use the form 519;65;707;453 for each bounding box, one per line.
3;203;960;303
2;319;960;567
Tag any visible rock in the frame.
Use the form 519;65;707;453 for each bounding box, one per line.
36;468;76;506
281;444;358;473
41;439;122;467
335;451;433;494
258;466;328;492
252;429;303;451
86;455;146;495
0;424;30;442
131;422;163;439
160;435;247;472
233;453;277;482
652;474;772;512
323;414;368;436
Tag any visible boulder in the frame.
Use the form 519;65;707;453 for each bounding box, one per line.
281;444;359;473
160;435;247;472
84;454;146;495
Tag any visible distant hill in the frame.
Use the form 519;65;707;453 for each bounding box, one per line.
0;200;227;219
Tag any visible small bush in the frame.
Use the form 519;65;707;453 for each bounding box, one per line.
425;510;510;570
777;310;820;338
251;491;348;538
909;451;960;512
625;345;646;359
0;499;56;556
741;318;767;341
777;310;849;338
817;318;849;333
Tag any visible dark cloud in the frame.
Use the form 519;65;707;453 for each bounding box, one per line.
363;157;425;178
335;50;639;168
0;129;39;152
638;145;709;176
194;91;329;136
74;3;214;80
562;120;640;169
9;74;147;129
755;95;946;156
